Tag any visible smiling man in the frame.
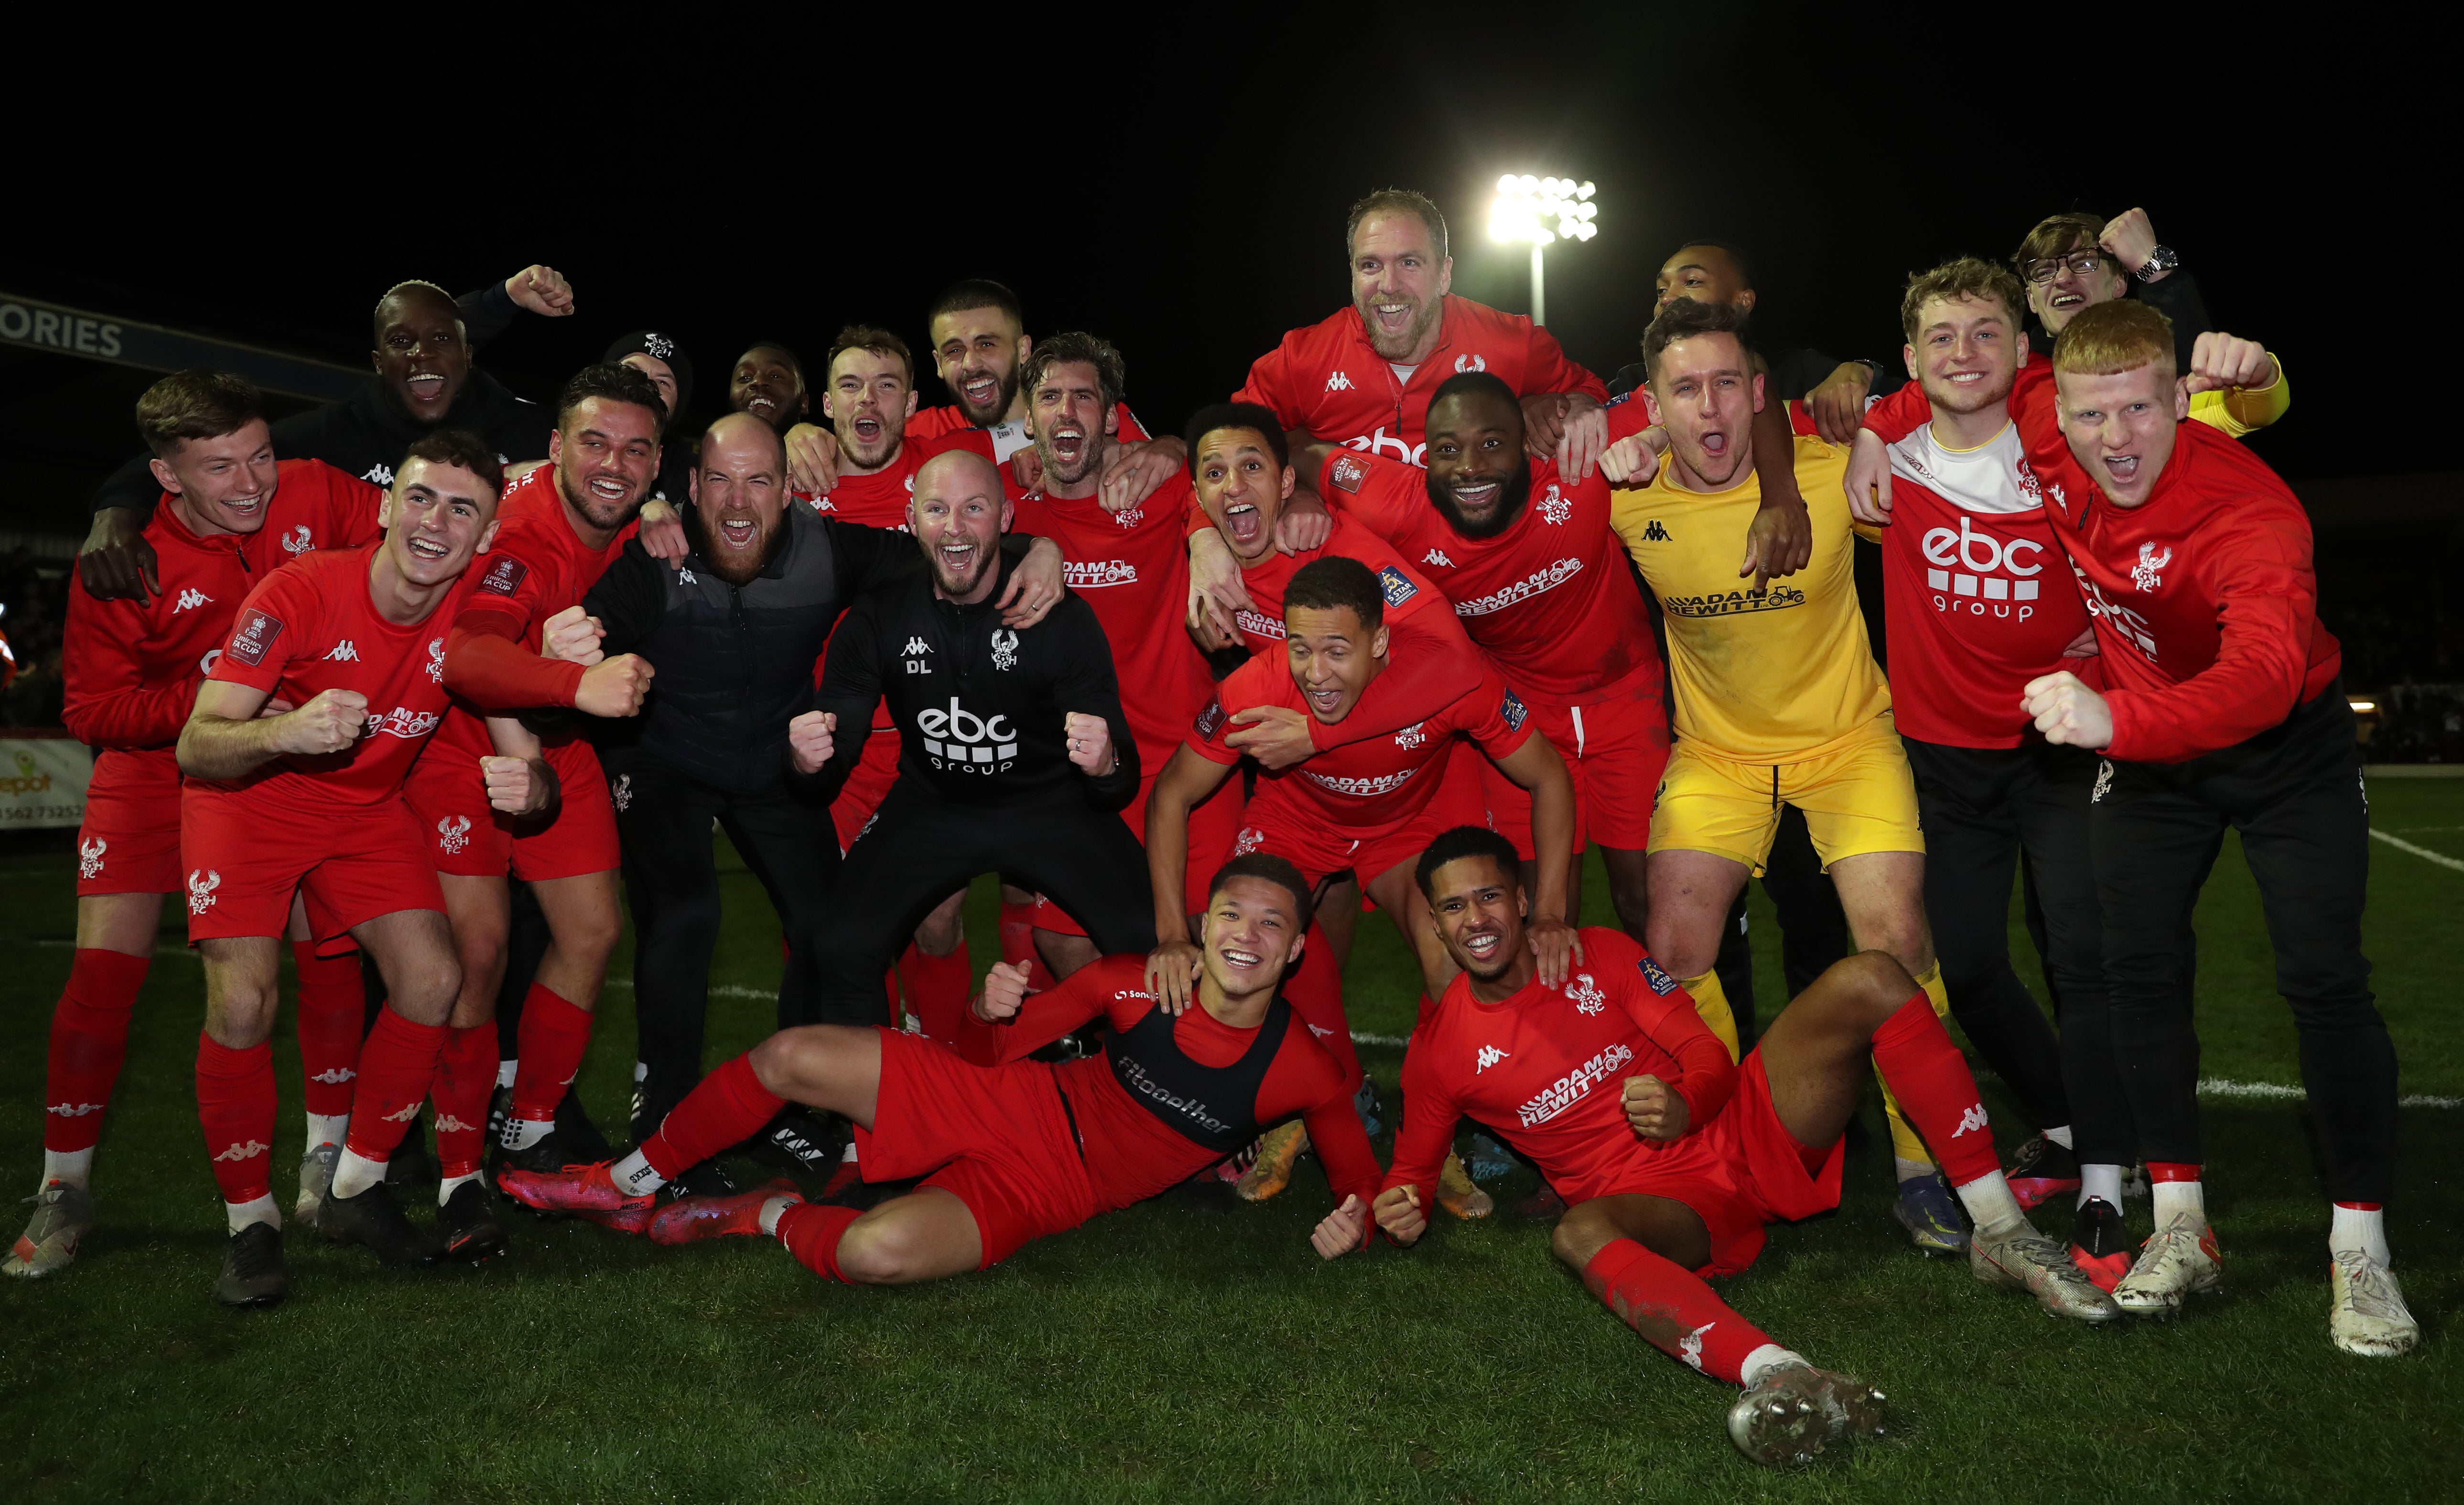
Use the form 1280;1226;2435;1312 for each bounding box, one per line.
10;372;386;1283
499;857;1380;1287
168;430;532;1302
727;343;810;434
1354;826;2110;1468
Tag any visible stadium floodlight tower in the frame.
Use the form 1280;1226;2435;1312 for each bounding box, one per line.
1489;174;1598;327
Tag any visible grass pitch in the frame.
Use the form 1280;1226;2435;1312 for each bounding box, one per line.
4;779;2460;1503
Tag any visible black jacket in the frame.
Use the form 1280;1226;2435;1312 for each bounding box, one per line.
2028;268;2213;371
89;282;549;514
808;549;1138;812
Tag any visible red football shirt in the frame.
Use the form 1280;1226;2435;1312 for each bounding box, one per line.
1383;927;1738;1206
65;460;383;803
1865;369;2340;762
1237;295;1604;466
1223;513;1465;659
1320;449;1661;707
1006;470;1211;774
1189;645;1535;829
200;546;464;810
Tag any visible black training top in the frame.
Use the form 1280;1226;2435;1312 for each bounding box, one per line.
807;548;1138;812
88;282;549;515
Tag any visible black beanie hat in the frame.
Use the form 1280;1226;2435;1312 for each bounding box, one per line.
602;330;695;429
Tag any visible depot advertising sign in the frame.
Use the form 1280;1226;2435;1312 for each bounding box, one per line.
0;735;92;829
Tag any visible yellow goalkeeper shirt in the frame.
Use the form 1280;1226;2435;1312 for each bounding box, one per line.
1611;435;1891;763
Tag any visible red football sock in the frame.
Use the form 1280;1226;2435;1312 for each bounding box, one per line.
775;1200;864;1284
998;899;1045;991
195;1032;277;1206
42;948;149;1154
2149;1161;2202;1183
1582;1237;1773;1385
291;941;365;1118
640;1054;787;1180
1283;922;1360;1090
1870;991;2003;1188
431;1024;497;1180
898;942;973;1046
345;1008;449;1163
509;982;594;1123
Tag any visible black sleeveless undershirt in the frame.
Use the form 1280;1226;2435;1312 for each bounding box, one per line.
1102;997;1293;1155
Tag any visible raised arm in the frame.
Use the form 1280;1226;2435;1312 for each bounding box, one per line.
1141;741;1242;1012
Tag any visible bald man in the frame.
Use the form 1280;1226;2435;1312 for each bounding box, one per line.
790;447;1153;1021
546;417;1068;1146
78;271;574;603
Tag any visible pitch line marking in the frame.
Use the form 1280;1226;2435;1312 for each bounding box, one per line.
2371;828;2464;873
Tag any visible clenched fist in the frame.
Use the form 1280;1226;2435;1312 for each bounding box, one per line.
1311;1194;1371;1259
1371;1184;1427;1247
278;689;368;755
540;605;606;666
2185;331;2276;394
1599;430;1663;487
788;710;836;775
1623;1074;1690;1141
503;264;575;317
575;654;654;717
1064;712;1114;774
971;960;1033;1025
481;754;553;816
2021;670;2113;749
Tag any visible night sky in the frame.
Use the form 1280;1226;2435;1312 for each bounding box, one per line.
4;22;2438;488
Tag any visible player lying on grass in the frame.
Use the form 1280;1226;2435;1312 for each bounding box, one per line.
497;855;1383;1280
1315;826;2116;1468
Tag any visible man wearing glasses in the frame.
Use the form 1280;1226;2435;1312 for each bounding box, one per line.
2014;208;2216;373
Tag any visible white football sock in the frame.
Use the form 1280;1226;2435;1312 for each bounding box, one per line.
41;1148;95;1191
1739;1344;1810;1388
438;1172;480;1207
305;1113;348;1154
1891;1155;1934;1186
226;1194;280;1234
758;1194;800;1237
2042;1125;2075;1151
2151;1177;2205;1227
497;1059;518;1088
502;1117;552;1152
2330;1204;2390;1265
1952;1169;2027;1237
332;1148;388;1201
612;1150;666;1197
2078;1163;2125;1209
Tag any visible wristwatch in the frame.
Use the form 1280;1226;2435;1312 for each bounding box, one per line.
2134;244;2181;282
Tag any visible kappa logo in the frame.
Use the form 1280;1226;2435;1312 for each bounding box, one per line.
1924;515;2044;614
1567;973;1606;1015
1639;519;1671;542
476;556;529;596
46;1101;105;1118
1394;721;1427;750
1376;565;1419;608
2132;541;2172;593
1951;1102;1990;1138
363;463;395;488
1328;454;1368;493
324;640;360;662
212;1139;270;1163
1453;353;1488;374
425;637;444;683
905;637;931;656
611;774;632;812
678;566;697;585
173;587;213;613
919;698;1019;767
989;628;1021;672
78;837;105;879
436;814;473;854
1677;1322;1714;1373
1423;548;1455;567
187;868;221;914
1326;370;1355;392
434;1114;479;1135
382;1100;424;1123
309;1067;355;1085
280;524;314;555
2091;758;2114;803
1475;1044;1510;1073
1537;484;1571;525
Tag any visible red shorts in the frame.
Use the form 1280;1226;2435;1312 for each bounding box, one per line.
402;738;620;881
1034;764;1245;937
1480;679;1669;859
829;727;901;854
181;789;444;955
76;753;182;898
854;1028;1099;1268
1584;1048;1845;1278
1236;744;1491;894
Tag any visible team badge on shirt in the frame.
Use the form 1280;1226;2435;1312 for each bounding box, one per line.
1638;956;1679;996
225;611;283;667
1194;700;1227;738
1329;455;1368;494
1376;566;1418;607
477;557;530;596
1500;689;1528;730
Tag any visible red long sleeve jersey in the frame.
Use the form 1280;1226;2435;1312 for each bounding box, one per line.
1189;646;1535;829
200;546;465;811
1006;471;1211;776
954;955;1382;1216
434;466;628;758
1383;928;1739;1207
64;460;382;805
1238;295;1605;466
1320;449;1661;707
1865;369;2339;762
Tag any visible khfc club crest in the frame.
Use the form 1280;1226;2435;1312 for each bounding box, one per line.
436;815;473;854
1567;973;1606;1015
78;838;106;879
186;868;221;915
611;775;633;812
989;629;1021;671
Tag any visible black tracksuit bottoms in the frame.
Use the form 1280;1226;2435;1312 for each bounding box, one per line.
611;751;842;1135
808;779;1157;1023
2088;680;2395;1202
